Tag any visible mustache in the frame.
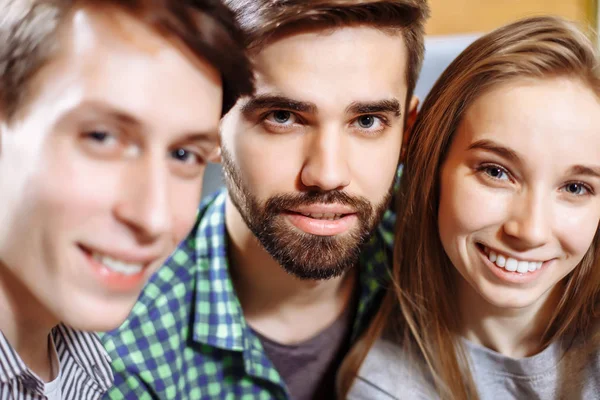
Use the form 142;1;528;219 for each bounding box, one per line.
264;190;372;215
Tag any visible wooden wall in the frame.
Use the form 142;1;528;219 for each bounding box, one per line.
426;0;597;35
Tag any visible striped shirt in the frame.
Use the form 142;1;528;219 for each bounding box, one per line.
0;325;113;400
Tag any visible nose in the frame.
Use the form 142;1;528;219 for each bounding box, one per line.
503;189;551;249
114;156;172;242
300;127;351;191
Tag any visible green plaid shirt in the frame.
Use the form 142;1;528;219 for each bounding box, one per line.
101;187;395;400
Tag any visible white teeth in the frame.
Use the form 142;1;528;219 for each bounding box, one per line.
485;247;544;274
301;212;343;220
92;252;143;276
496;255;506;267
505;258;518;272
517;261;529;273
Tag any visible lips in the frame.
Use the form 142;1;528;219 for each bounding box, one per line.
91;252;144;276
479;244;547;274
288;203;355;218
297;212;345;220
78;243;163;286
283;207;358;236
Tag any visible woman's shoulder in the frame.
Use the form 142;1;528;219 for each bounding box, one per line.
347;335;438;400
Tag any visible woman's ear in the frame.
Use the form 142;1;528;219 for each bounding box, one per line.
400;96;419;163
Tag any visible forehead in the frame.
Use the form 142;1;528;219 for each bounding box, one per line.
21;6;222;133
251;26;408;110
459;77;600;166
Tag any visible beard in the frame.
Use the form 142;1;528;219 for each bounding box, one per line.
221;147;393;280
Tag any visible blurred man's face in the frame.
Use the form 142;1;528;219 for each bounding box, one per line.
0;7;223;331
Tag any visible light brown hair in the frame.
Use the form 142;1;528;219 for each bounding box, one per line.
0;0;254;122
338;15;600;399
223;0;430;108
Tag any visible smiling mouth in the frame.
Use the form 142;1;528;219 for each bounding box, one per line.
79;245;146;276
477;243;545;274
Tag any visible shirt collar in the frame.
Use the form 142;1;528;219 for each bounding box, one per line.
52;325;114;391
192;189;246;351
0;325;113;393
191;188;391;350
0;329;29;385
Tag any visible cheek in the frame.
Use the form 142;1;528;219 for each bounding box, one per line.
555;203;600;258
169;183;203;243
39;153;121;225
230;129;305;197
0;165;111;277
439;170;509;242
348;135;402;200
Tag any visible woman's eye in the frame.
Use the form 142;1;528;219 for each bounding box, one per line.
563;182;589;196
483;165;509;180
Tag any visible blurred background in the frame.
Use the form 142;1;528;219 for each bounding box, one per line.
201;0;600;200
425;0;597;37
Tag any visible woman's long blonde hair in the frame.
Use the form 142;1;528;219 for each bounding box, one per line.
339;15;600;399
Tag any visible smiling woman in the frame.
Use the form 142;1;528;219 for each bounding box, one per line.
340;15;600;400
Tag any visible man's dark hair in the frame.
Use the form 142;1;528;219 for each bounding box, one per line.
0;0;254;121
224;0;429;105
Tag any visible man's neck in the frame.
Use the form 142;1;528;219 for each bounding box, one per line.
458;276;562;358
0;262;57;382
225;196;357;345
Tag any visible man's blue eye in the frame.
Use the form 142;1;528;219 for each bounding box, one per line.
172;148;189;161
358;115;375;128
273;111;291;124
88;131;109;141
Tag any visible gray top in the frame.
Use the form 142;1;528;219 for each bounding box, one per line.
348;323;600;400
254;304;354;400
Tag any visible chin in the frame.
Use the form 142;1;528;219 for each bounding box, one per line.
478;286;543;310
59;299;137;332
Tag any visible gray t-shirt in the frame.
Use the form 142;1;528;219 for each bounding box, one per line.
254;304;354;400
348;324;600;400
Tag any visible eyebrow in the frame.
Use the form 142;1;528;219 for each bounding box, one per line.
568;165;600;179
345;99;402;117
180;132;219;145
240;94;317;115
469;139;600;179
467;139;521;163
58;101;217;140
58;101;144;130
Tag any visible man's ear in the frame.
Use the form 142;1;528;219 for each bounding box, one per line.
207;120;224;163
400;96;419;163
207;145;222;163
